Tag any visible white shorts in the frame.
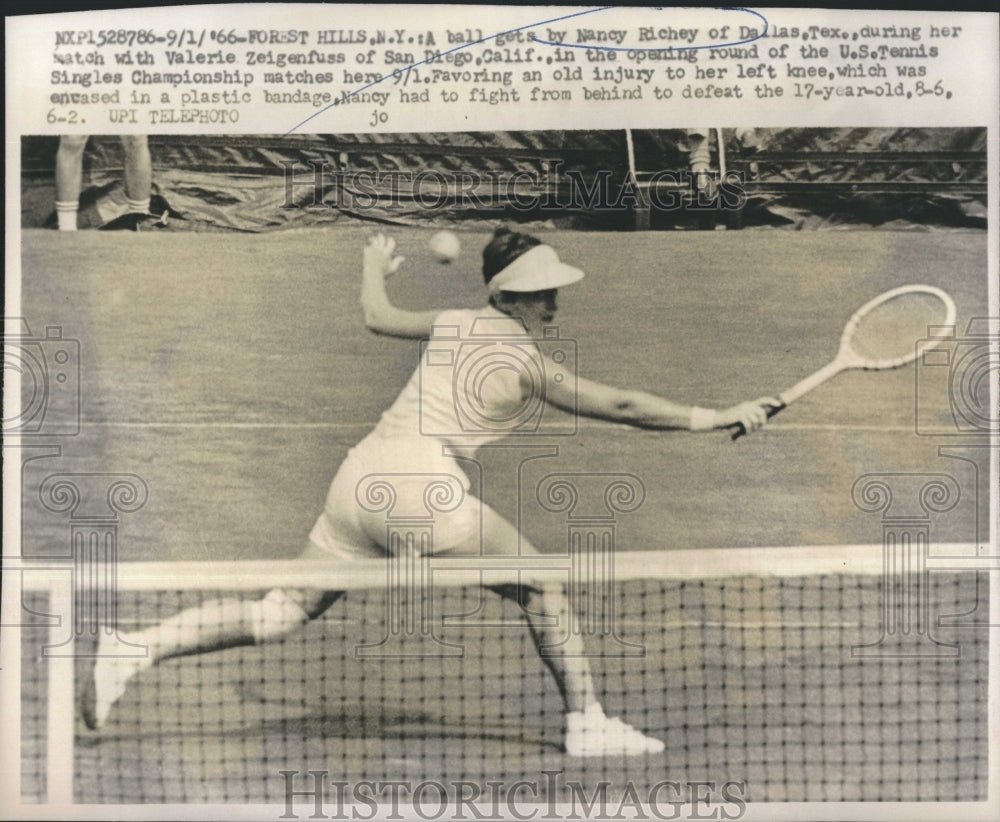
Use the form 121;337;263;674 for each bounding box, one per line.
306;433;479;560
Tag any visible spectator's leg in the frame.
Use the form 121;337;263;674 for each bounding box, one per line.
120;135;152;214
55;135;88;231
686;128;712;192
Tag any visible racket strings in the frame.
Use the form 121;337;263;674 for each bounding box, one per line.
846;292;952;367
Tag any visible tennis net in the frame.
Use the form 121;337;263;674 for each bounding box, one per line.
17;545;990;808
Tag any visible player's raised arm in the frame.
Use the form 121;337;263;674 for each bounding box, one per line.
360;233;443;339
539;357;778;435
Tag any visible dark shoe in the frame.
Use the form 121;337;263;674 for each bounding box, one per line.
99;211;170;231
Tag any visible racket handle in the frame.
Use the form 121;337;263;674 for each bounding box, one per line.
731;401;787;441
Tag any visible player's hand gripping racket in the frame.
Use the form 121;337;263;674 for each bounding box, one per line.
732;284;956;439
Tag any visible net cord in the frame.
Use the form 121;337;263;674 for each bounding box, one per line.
12;543;978;592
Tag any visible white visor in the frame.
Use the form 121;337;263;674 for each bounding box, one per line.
487;244;585;294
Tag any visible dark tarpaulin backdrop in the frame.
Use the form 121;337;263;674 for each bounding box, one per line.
21;128;987;232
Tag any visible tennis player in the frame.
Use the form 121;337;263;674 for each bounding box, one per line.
83;228;776;757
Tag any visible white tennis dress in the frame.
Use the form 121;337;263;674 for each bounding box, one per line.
307;306;540;558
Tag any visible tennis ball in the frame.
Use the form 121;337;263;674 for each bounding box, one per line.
428;230;461;263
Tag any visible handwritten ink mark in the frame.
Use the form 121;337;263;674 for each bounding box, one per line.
285;6;770;134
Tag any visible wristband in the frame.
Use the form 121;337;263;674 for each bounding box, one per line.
689;406;717;432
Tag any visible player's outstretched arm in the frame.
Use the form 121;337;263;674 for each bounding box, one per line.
538;356;778;434
360;234;443;338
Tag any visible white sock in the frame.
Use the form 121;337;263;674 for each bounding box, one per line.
125;196;150;215
55;200;78;231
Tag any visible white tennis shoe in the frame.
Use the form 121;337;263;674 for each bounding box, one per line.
565;704;665;757
81;634;149;730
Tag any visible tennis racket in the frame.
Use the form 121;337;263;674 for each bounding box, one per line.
732;284;956;439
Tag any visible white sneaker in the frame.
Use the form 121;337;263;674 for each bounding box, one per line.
81;634;149;730
565;704;665;757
